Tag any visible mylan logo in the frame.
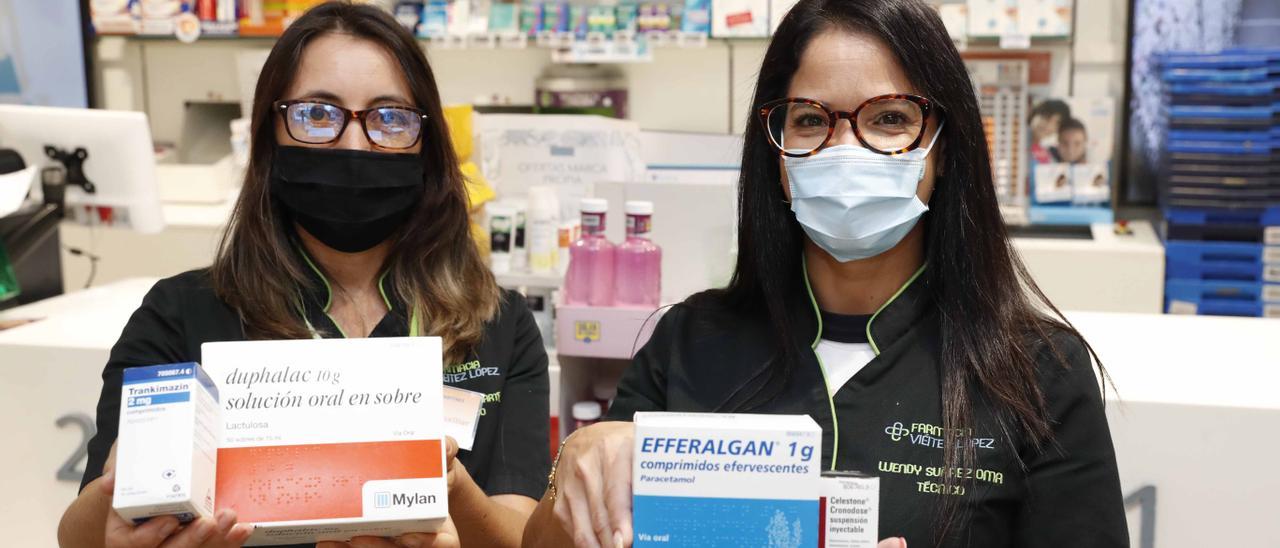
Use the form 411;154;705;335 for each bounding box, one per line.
373;491;437;509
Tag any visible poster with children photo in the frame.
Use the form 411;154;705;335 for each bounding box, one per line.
1029;97;1116;208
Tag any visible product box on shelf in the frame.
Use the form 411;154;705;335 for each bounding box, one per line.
1017;0;1071;37
113;363;220;524
632;412;822;547
769;0;800;33
966;0;1017;38
201;337;448;545
554;302;662;359
139;0;192;35
92;0;142;35
711;0;768;37
239;0;324;36
196;0;240;36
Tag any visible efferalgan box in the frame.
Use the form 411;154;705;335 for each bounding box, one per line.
632;412;821;547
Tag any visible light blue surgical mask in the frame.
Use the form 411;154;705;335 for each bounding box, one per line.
783;123;943;262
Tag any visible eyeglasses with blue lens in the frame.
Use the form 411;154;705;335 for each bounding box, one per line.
274;99;428;150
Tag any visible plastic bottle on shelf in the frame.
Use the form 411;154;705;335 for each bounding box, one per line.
614;200;662;307
565;198;616;306
527;186;561;275
510;198;529;273
572;401;603;431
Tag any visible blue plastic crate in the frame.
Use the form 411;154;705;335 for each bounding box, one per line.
1165;278;1280;308
1164;206;1280;227
1165;241;1280;283
1166;221;1280;244
1164;296;1275;317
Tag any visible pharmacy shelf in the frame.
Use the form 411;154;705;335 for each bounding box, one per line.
494;271;563;290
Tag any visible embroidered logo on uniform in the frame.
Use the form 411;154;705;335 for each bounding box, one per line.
884;422;911;442
883;421;996;450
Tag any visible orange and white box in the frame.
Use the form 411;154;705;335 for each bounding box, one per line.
201;337;448;546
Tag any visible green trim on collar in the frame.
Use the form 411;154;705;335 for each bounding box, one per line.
800;256;839;471
866;264;927;356
297;246;334;313
801;256;824;350
378;270;393;312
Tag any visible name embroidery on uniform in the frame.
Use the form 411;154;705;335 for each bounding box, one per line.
878;421;1005;496
442;360;501;384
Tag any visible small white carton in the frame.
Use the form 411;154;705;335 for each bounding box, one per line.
818;472;879;548
632;412;822;547
113;363;220;523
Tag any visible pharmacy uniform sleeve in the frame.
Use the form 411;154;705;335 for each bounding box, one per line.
1012;333;1129;547
80;278;190;492
475;293;551;499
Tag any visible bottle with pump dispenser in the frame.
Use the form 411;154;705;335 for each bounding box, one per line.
614;200;662;307
565;198;616;306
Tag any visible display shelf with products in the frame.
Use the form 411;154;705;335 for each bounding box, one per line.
1153;50;1280;318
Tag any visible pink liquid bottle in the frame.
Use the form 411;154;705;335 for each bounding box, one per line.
565;198;616;306
614;200;662;307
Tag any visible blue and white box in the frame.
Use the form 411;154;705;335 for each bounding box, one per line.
112;363;220;523
632;412;821;547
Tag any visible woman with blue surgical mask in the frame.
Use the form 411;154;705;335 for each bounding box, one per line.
522;0;1126;546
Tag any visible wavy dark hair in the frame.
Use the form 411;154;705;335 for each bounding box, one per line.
211;1;498;362
720;0;1106;539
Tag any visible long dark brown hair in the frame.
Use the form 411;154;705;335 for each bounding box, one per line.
211;1;498;363
722;0;1107;539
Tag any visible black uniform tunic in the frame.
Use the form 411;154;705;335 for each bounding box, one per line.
608;268;1128;547
81;255;550;547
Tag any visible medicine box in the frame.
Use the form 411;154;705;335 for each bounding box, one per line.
113;363;220;524
818;472;879;548
632;412;821;547
711;0;769;38
201;337;448;546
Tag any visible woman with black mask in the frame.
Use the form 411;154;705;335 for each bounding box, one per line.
522;0;1127;546
58;3;548;548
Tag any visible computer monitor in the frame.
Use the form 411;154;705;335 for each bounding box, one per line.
0;0;92;108
0;105;164;234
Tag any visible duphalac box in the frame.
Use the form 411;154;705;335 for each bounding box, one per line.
113;363;221;524
818;472;879;548
632;412;821;547
201;337;448;546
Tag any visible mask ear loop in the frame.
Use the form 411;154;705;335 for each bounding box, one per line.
915;118;947;180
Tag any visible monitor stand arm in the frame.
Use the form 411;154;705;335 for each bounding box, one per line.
43;146;96;194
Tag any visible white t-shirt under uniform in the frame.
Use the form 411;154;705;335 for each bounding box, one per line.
814;310;876;397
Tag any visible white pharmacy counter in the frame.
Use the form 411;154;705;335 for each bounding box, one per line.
3;279;1273;547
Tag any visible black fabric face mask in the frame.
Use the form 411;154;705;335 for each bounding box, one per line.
269;146;426;253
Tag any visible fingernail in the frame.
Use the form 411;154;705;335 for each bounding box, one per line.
400;536;425;548
614;531;624;548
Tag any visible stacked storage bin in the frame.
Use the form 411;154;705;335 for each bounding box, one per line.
1159;50;1280;318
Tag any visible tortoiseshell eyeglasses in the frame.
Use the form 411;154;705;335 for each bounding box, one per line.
758;94;939;157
